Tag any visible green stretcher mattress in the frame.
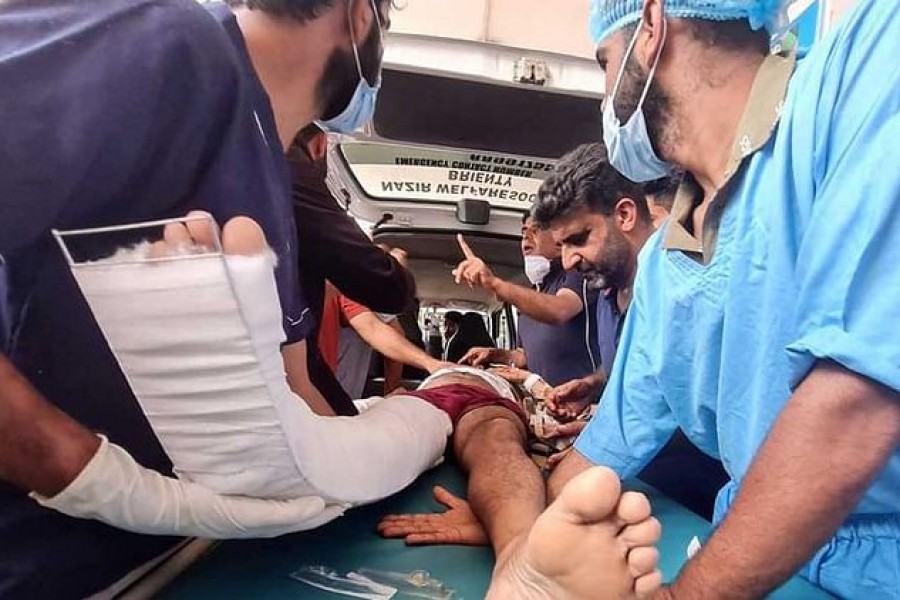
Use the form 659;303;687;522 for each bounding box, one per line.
160;462;831;599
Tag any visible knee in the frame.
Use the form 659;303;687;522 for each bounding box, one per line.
455;414;526;461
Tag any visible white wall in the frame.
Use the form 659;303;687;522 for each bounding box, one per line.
390;0;595;59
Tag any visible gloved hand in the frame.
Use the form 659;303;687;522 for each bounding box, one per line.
30;435;347;538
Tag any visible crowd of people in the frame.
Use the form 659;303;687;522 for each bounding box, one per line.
0;0;897;598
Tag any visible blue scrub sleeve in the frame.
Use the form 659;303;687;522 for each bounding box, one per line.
574;268;677;478
785;6;900;394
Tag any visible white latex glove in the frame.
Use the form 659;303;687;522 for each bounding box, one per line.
30;436;347;538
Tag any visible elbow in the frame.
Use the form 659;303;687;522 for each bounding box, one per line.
540;311;571;326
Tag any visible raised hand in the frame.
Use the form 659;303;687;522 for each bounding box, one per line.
452;234;497;290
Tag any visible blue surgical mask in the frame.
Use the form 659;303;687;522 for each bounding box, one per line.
602;19;673;182
316;0;383;134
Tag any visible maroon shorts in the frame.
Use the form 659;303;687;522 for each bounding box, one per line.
405;384;528;430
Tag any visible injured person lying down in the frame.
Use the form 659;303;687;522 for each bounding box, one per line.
48;214;525;516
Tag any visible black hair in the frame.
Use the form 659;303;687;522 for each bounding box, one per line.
685;18;770;56
225;0;394;24
644;172;682;212
532;142;648;228
621;17;768;56
443;311;462;325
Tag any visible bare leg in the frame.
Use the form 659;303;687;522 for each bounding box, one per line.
453;406;542;557
489;468;662;598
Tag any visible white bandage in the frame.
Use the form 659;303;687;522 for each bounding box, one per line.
68;244;450;507
523;373;544;393
31;435;345;538
420;365;518;401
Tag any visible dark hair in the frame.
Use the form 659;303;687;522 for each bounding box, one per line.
685;18;770;55
225;0;394;24
644;172;682;212
621;17;768;56
532;142;648;228
443;311;462;325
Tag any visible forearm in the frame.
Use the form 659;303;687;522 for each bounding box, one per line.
0;354;99;496
490;279;577;325
383;358;403;394
282;341;337;416
669;362;900;599
355;315;440;373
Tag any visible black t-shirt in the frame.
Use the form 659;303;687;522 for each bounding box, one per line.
0;1;311;596
290;149;414;414
517;263;601;386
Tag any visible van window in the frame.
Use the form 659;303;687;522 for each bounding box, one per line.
374;69;602;159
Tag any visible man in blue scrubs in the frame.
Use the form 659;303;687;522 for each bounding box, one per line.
528;0;900;597
0;0;393;596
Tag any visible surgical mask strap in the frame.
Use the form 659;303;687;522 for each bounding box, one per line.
347;0;383;84
608;15;668;115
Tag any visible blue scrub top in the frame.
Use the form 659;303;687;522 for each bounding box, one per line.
0;1;313;596
577;0;899;594
517;263;601;386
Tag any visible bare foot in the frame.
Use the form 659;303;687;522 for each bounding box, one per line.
148;211;219;258
488;467;662;599
377;486;489;546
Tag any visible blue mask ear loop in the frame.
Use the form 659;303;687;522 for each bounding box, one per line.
347;0;384;85
605;11;668;118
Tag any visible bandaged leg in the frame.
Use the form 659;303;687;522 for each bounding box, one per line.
64;217;450;505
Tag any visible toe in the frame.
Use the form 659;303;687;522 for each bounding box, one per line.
222;216;268;256
627;546;659;577
634;569;663;598
162;222;192;249
549;466;622;525
616;490;652;524
184;210;218;249
619;516;662;548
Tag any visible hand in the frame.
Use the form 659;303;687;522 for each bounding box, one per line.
388;247;409;269
32;436;345;538
546;377;601;418
542;420;587;440
489;365;530;385
452;235;497;290
458;347;497;367
377;486;488;546
424;360;456;374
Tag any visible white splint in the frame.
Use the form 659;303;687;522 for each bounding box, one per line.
66;242;450;506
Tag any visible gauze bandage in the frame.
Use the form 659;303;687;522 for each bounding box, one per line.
57;222;450;507
420;366;518;401
32;435;345;538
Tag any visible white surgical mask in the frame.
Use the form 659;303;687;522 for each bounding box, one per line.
316;0;383;134
524;255;552;285
602;18;673;183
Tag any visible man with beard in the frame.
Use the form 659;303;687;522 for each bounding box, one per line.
453;216;601;390
535;143;727;517
0;0;399;596
491;0;900;597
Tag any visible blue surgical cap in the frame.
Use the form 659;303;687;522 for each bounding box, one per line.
589;0;788;44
